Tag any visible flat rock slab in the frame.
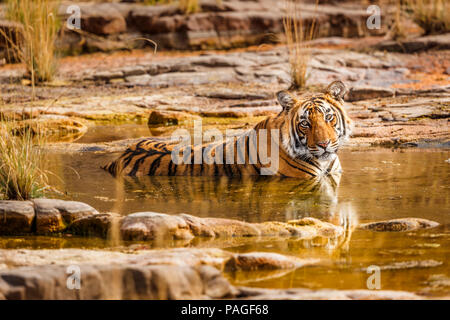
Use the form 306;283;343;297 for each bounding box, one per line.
0;264;234;300
0;247;432;300
195;88;272;100
0;247;320;299
237;287;423;300
346;86;395;102
0;265;425;299
70;48;408;90
119;212;343;241
0;201;35;235
68;213;118;238
369;260;443;271
66;211;344;245
11;116;87;142
224;252;317;272
120;212;194;241
0;247;312;273
147;110;201;126
358;218;439;232
60;3;127;36
374;33;450;53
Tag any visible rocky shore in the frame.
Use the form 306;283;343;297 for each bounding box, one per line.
0;197;444;300
0;0;386;56
0;198;439;237
1;40;449;147
0;246;430;300
0;1;448;301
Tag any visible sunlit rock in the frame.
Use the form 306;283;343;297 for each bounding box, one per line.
224;252;317;271
363;260;443;271
236;287;424;300
358;218;439;232
0;247;319;299
11;115;87;142
257;217;344;239
33;199;98;234
120;212;194;241
183;214;261;238
58;3;127;36
0;264;234;300
147;110;201;126
0;246;427;300
119;212;344;242
68;213;119;238
374;34;450;53
0;201;35;235
346;86;395;102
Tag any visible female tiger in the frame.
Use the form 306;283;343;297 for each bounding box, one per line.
103;80;353;178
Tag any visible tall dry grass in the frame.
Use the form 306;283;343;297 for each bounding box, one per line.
389;0;407;40
406;0;449;35
143;0;199;14
179;0;200;14
3;0;60;84
283;0;317;90
143;0;173;5
0;120;50;200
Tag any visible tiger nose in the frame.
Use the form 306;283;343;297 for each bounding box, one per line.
317;140;330;149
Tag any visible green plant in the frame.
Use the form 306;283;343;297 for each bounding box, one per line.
283;0;317;90
4;0;60;83
0;120;50;200
406;0;449;35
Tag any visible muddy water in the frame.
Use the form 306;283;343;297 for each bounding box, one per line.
3;135;450;296
47;148;449;224
37;145;450;296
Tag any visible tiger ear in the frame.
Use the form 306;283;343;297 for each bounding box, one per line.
276;91;295;111
325;81;347;101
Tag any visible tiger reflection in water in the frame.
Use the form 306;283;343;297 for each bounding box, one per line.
117;170;356;249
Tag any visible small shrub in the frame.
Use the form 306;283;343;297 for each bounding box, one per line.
179;0;200;14
390;0;407;40
283;0;317;90
0;120;50;200
406;0;449;35
4;0;60;83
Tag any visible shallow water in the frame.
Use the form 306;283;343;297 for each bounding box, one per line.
2;141;450;296
46;148;449;224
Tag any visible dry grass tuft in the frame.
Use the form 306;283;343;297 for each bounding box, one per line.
283;0;317;90
0;120;50;200
406;0;449;35
179;0;200;14
389;0;407;40
3;0;60;84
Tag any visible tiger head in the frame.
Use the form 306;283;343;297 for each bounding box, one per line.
276;81;353;162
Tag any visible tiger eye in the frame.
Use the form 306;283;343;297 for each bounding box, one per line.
325;114;334;122
299;120;309;128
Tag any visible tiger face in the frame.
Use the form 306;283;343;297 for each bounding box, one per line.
277;81;352;162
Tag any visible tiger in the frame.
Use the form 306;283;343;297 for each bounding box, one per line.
103;80;353;178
